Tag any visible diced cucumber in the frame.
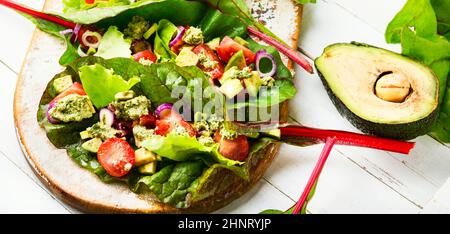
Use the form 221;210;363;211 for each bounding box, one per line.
135;148;157;166
219;79;244;99
138;161;157;175
80;130;92;140
53;75;73;94
81;138;102;153
175;47;199;67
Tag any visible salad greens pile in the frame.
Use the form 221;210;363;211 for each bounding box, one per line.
385;0;450;142
30;0;307;209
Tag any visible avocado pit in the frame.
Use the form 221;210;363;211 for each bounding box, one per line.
374;72;411;103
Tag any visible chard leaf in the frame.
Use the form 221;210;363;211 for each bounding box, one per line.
56;0;207;26
246;37;292;79
67;142;116;182
431;0;450;35
385;0;437;43
79;63;140;108
136;161;205;208
386;0;450;143
141;133;243;167
153;19;178;61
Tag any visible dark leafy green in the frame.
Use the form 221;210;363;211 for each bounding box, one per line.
67;142;116;182
136;160;205;208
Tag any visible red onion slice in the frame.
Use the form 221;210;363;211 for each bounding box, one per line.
59;29;73;36
155;103;173;118
255;50;277;77
169;26;186;48
99;108;115;127
46;102;60;124
70;23;82;44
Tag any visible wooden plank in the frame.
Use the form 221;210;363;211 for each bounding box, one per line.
215;180;294;214
0;150;69;213
0;0;45;73
421;178;450;214
290;0;450;210
327;0;407;35
265;144;420;214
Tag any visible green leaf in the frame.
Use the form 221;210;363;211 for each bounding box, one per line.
79;63;140;108
153;19;178;61
138;62;212;107
136;161;205;208
95;26;132;59
56;0;207;26
62;0;130;12
142;133;243;165
231;79;297;109
294;0;317;4
386;0;450;143
67;142;116;182
431;0;450;35
385;0;437;43
199;8;247;42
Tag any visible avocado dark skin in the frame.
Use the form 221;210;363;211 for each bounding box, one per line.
315;42;440;140
317;69;439;140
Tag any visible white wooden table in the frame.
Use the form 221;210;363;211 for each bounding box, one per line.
1;0;450;214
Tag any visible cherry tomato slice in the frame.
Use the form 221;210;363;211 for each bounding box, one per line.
214;132;249;161
49;82;86;106
133;50;157;63
139;114;157;129
97;138;135;177
193;44;224;80
217;36;255;65
155;110;196;137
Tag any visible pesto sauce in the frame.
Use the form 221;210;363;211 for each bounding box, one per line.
182;27;204;45
84;122;122;141
112;96;150;120
49;94;95;122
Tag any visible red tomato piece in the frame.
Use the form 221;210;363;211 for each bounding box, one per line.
214;132;249;161
97;138;135;177
85;0;95;4
133;50;157;63
193;44;224;80
49;82;86;106
216;36;256;65
139;114;157;129
155;110;196;137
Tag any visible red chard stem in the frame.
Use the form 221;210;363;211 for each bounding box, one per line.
280;126;415;154
292;137;336;214
247;26;314;74
0;0;76;29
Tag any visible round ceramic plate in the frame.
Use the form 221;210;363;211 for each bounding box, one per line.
14;0;303;213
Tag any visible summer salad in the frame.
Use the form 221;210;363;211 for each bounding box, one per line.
1;0;420;213
29;0;302;210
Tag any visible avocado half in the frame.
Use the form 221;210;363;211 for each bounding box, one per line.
315;43;439;140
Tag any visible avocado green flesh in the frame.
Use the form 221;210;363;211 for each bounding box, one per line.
315;43;439;140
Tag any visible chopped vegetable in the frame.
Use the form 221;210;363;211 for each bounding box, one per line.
255;50;277;77
247;26;313;74
97;138;135;177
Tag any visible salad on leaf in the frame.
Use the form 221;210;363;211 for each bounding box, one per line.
3;0;416;213
32;0;300;210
